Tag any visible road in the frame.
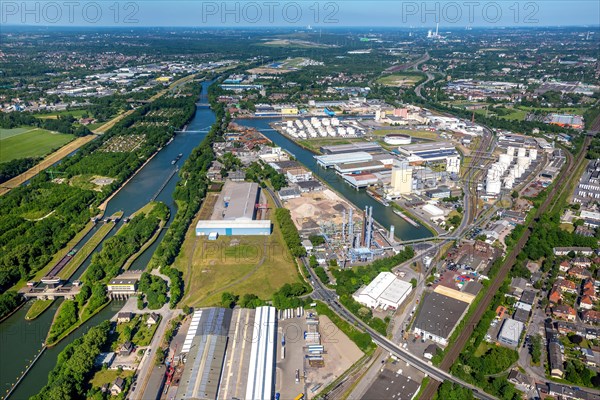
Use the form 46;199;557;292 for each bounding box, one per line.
301;255;497;400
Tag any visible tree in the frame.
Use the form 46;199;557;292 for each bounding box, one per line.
410;278;417;288
511;191;519;199
221;292;238;308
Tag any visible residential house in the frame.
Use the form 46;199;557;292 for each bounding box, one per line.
507;369;533;391
573;257;592;268
583;310;600;324
553;247;594;256
569;266;593;280
119;341;133;357
423;343;440;360
579;295;594;310
559;260;571;273
553;305;577;321
147;313;160;325
111;378;125;395
549;289;562;304
117;312;133;324
555;278;577;294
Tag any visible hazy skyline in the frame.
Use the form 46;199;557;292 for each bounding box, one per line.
2;1;599;28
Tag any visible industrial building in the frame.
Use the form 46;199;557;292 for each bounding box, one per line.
176;308;232;400
245;306;276;400
175;307;277;400
497;318;524;347
315;152;373;168
397;142;461;174
386;161;413;197
320;142;382;154
412;292;470;346
353;272;413;310
195;181;271;236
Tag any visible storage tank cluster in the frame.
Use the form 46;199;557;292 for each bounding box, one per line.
486;147;538;194
282;118;362;139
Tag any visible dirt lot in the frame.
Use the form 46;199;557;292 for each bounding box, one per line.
285;189;361;232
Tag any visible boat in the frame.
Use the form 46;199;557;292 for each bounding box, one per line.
171;153;183;165
393;209;419;227
367;189;390;207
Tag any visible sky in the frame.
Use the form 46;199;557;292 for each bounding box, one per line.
2;1;599;28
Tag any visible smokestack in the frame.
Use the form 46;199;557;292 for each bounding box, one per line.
342;209;346;243
435;23;439;37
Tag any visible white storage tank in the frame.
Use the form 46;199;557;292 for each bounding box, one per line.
295;120;303;129
499;154;513;166
322;118;331;126
517;147;527;157
286;120;294;128
529;149;538;160
517;156;529;167
331;118;340;126
503;176;514;189
486;179;502;195
507;146;516;157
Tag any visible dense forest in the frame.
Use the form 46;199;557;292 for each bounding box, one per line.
32;321;112;400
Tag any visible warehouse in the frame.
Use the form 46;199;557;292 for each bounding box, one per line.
398;142;461;174
176;308;232;400
315;152;373;168
245;306;276;400
412;292;470;346
320;142;382;154
353;272;413;310
195;181;272;236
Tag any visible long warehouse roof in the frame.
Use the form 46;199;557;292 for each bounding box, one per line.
245;306;276;400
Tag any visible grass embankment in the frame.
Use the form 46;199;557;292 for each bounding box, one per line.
8;220;96;292
89;370;134;389
178;190;299;307
0;127;74;162
25;299;54;320
122;220;164;271
58;214;122;280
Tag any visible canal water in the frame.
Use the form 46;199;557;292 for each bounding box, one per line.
236;118;433;241
0;80;215;399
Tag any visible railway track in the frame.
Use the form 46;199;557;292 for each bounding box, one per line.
420;135;590;399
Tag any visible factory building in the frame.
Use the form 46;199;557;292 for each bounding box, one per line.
387;161;413;196
245;306;277;400
175;307;277;400
398;142;461;174
177;308;232;400
412;292;470;346
195;181;271;236
315;152;373;168
353;272;413;310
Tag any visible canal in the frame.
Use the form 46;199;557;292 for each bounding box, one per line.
0;80;215;399
236;118;433;241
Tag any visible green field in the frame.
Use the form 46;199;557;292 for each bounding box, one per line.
0;127;74;163
375;73;424;87
179;192;299;307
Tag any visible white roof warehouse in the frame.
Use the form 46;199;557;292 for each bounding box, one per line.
353;272;413;311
